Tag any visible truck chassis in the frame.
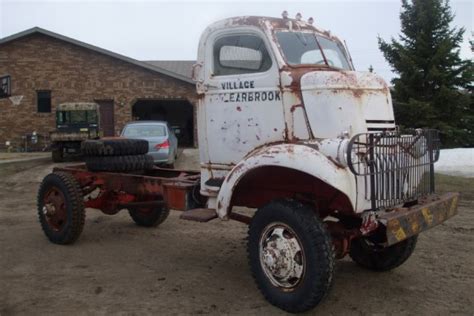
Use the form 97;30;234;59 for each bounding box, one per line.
39;163;458;250
37;155;459;313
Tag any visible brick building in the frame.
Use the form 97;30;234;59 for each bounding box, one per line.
0;27;197;150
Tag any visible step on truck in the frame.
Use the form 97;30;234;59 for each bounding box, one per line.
37;13;460;313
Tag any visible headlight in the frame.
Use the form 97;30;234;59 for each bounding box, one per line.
337;139;351;167
317;138;351;167
344;144;357;166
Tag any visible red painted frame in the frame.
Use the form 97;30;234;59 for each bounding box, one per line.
54;164;201;214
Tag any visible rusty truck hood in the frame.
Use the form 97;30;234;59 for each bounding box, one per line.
299;71;395;138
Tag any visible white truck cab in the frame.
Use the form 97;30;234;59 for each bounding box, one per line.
194;15;395;217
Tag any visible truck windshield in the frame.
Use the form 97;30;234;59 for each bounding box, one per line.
57;110;98;124
276;31;351;70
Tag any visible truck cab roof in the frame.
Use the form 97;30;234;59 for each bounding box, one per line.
205;15;343;44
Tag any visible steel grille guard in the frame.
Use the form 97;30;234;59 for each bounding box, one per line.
347;129;441;210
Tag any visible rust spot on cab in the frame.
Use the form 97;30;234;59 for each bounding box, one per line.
290;104;303;113
327;156;344;169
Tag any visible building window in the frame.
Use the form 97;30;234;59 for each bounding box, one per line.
37;91;51;113
0;75;11;99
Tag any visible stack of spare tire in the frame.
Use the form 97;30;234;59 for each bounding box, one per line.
81;138;154;172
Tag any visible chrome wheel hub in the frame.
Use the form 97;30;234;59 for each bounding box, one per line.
260;223;304;289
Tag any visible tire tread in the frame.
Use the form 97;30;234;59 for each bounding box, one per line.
85;154;154;172
247;199;335;313
37;172;85;244
128;206;170;227
81;139;148;156
349;235;418;271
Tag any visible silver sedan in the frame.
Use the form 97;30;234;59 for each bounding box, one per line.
121;121;178;166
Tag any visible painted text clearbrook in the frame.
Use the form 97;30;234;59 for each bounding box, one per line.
219;80;281;103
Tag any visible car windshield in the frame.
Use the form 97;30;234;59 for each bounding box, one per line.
123;124;167;138
275;31;351;70
57;110;98;124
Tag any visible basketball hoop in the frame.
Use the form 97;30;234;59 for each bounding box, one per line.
9;95;23;106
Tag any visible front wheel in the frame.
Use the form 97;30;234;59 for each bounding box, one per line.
247;199;334;313
349;235;418;271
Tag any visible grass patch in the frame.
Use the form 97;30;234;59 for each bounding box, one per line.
435;173;474;201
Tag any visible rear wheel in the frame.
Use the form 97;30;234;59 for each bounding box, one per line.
349;235;418;271
37;172;85;244
247;199;334;313
128;206;170;227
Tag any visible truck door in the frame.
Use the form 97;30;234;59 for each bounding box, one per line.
200;30;285;166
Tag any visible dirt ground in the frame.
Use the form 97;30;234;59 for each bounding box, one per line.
0;151;473;315
0;152;50;161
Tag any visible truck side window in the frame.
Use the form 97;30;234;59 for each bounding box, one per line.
213;35;272;76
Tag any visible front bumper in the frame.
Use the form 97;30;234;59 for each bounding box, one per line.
379;192;459;246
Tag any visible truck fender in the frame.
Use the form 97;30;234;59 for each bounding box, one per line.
216;143;357;219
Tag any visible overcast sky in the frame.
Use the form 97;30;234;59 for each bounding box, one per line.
0;0;472;83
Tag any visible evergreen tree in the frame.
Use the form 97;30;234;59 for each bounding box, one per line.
378;0;473;147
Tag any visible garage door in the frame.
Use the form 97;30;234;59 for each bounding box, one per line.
132;99;194;147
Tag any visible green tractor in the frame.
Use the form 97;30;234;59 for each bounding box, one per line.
50;102;101;162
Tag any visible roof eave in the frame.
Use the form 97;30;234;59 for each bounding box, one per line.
0;27;195;84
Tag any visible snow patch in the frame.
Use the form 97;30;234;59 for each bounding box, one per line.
435;148;474;178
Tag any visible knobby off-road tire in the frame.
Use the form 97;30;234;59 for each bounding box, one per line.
128;206;170;227
37;172;85;244
349;235;418;271
85;154;154;172
248;199;335;313
81;138;148;156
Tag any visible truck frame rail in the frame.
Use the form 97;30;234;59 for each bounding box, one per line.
53;164;203;213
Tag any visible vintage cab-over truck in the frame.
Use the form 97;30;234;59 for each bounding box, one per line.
37;14;459;312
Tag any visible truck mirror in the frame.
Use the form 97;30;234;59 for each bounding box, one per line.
192;63;202;81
